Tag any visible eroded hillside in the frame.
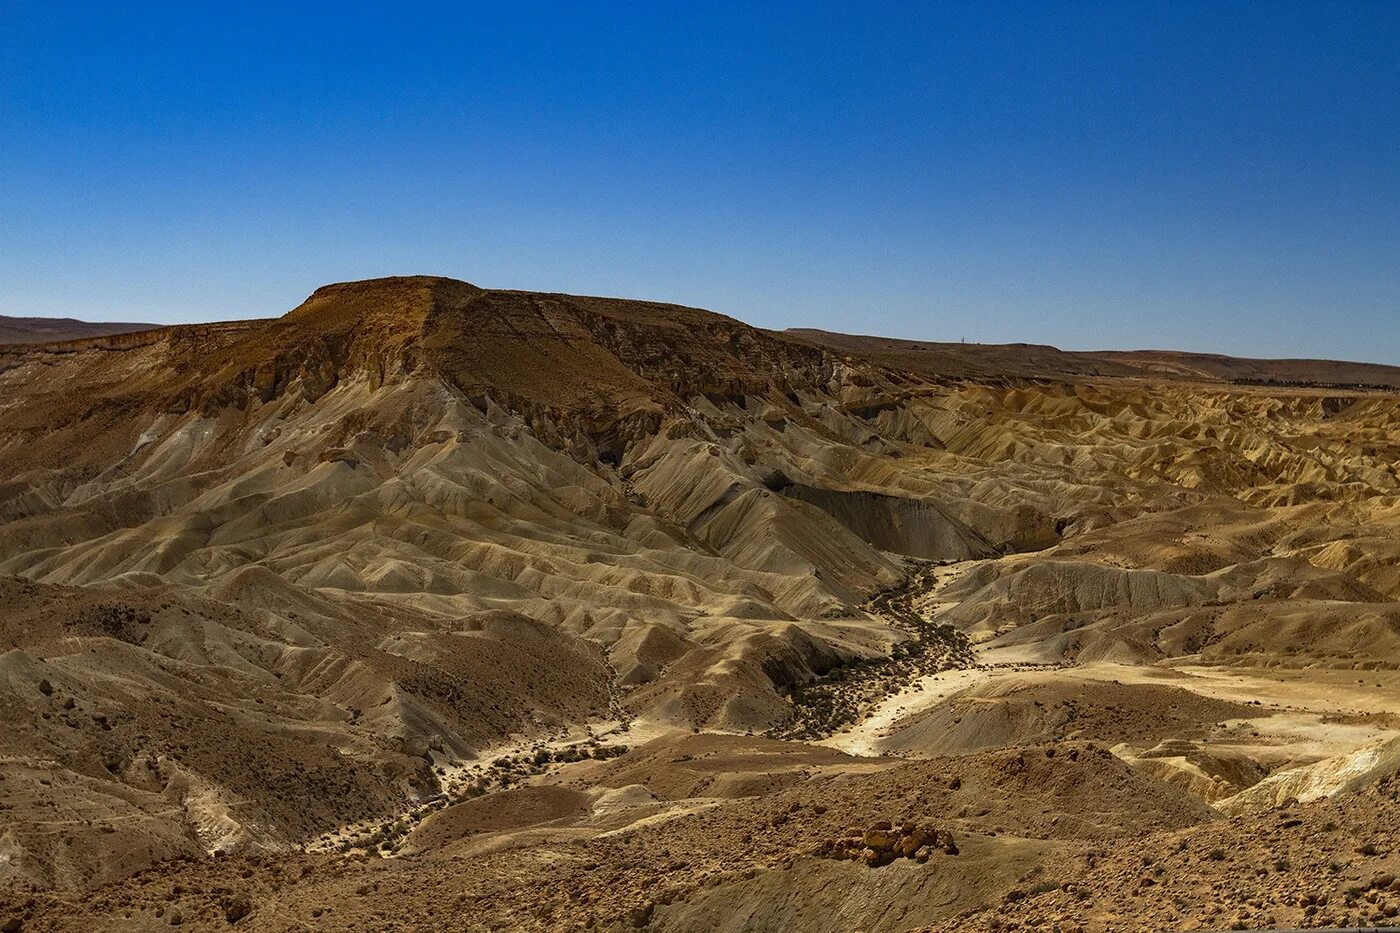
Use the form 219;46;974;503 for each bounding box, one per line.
4;276;1400;931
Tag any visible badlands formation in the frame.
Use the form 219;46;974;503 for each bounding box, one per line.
3;276;1400;931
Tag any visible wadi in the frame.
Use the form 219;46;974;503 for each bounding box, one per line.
3;275;1400;931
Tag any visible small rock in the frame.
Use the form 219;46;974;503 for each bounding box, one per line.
628;902;654;927
223;893;251;924
863;827;897;850
863;847;896;867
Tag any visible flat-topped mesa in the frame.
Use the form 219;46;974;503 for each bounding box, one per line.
0;276;901;480
284;275;484;333
164;276;481;410
163;274;853;418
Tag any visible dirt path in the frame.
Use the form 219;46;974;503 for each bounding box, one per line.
819;666;990;756
818;558;1009;757
822;647;1400;773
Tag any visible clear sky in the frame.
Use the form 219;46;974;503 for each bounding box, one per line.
2;2;1398;362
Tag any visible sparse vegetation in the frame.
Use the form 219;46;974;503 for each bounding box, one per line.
773;562;975;740
319;737;631;856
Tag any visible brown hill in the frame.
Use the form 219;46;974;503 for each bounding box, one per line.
788;327;1400;388
0;314;159;345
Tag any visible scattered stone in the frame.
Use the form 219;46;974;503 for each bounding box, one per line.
222;893;251;924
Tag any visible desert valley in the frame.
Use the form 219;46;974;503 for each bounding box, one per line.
3;275;1400;931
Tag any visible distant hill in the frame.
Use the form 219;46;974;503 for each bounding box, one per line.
0;314;159;345
785;328;1400;389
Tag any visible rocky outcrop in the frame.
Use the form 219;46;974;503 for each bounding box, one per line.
816;819;959;867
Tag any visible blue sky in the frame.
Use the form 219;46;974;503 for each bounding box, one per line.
2;2;1398;361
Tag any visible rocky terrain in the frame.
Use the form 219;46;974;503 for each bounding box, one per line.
4;275;1400;930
